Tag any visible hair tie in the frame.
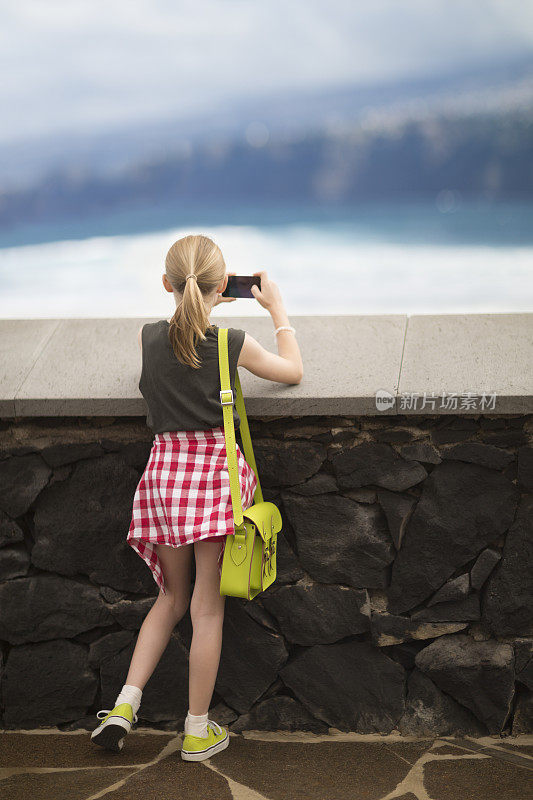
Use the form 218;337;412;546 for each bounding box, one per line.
186;273;197;281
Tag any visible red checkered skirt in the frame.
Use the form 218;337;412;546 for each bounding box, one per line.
127;425;258;594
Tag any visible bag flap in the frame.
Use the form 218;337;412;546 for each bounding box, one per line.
243;501;282;540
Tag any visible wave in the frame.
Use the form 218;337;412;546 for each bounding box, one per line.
0;221;532;317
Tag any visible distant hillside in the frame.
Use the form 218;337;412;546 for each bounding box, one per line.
0;105;531;229
1;56;532;192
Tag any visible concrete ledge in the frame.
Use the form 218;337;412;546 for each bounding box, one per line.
398;314;533;415
1;313;532;417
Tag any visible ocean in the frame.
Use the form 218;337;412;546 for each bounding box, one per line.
0;200;532;318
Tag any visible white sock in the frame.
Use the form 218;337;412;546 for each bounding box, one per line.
184;711;208;738
114;684;143;716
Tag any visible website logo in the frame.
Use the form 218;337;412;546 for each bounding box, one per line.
375;390;396;412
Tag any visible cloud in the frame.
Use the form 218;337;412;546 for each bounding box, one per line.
1;0;533;142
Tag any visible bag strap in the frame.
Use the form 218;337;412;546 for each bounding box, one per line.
218;328;263;529
234;370;263;505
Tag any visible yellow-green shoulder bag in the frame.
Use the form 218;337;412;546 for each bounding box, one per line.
217;327;282;599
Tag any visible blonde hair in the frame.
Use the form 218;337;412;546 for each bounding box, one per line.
165;234;226;368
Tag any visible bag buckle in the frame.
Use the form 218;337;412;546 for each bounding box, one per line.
220;389;234;406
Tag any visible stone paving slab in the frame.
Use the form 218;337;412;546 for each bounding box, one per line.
13;317;146;417
0;318;60;416
497;741;533;757
0;730;531;800
398;313;533;414
0;730;175;767
9;314;408;417
4;313;533;417
423;756;528;800
0;766;136;800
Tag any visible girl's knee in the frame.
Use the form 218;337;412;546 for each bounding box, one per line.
189;592;225;626
157;588;189;620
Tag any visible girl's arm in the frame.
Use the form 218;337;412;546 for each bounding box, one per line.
238;333;302;384
238;270;303;385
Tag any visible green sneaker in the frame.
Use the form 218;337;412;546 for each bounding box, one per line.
181;719;229;761
90;702;138;752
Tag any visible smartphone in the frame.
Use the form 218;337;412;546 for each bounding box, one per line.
222;275;261;299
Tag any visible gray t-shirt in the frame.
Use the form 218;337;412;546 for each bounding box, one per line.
139;320;246;433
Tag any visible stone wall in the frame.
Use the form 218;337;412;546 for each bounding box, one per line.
0;413;532;736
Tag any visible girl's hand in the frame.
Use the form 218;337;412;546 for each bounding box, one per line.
250;270;283;311
213;272;237;307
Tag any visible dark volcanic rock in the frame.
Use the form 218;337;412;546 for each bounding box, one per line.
341;488;377;503
208;701;239;728
482;430;527;448
388;640;428;670
274;533;305;584
289;473;338;495
388;461;519;612
243;600;280;633
1;639;98;726
281;492;395;588
0;574;114;644
440;442;514;470
415;634;514;734
517;446;533;491
280;640;405;733
41;442;105;468
108;596;156;629
399;669;487;736
253;439;326;487
400;442;442;464
0;544;30;580
0;453;52;517
374;428;415;444
99;585;126;603
514;638;533;677
0;510;25;548
514;639;533;691
330;442;427;491
431;419;478;446
427;573;470;607
470;548;501;590
483;495;533;636
261;583;370;645
99;631;189;723
376;489;416;549
118;440;154;471
479;418;507;431
215;598;288;714
371;612;467;647
1;413;531;734
231;695;329;734
88;630;135;668
411;595;480;623
32;453;155;593
512;690;533;735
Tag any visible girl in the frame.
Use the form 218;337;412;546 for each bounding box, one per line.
90;234;302;761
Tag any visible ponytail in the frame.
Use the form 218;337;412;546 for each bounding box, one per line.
165;235;226;368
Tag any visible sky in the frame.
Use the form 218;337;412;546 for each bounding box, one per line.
2;0;533;144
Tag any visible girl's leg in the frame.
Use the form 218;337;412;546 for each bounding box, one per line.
188;539;226;715
124;542;193;689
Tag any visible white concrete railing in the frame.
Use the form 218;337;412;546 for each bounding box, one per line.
1;313;532;417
